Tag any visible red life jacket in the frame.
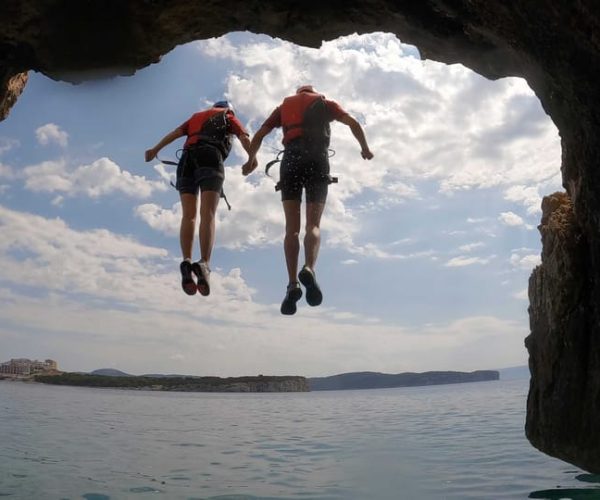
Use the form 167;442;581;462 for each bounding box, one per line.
280;93;331;150
184;108;233;158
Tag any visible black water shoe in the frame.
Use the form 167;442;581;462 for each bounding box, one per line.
193;261;211;296
180;260;197;296
280;282;303;315
298;266;323;306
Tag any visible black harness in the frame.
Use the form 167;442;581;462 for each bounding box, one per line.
158;154;231;210
265;149;338;192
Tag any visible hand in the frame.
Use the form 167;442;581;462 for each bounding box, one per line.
242;157;258;176
361;149;374;160
145;148;157;162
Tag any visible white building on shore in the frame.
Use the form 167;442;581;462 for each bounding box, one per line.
0;358;59;376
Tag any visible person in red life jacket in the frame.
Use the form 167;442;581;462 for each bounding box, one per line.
242;85;374;315
145;100;256;297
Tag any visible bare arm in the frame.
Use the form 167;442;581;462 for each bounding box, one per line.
338;115;374;160
237;133;258;172
242;125;272;176
145;127;185;162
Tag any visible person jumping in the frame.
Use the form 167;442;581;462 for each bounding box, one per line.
145;100;255;296
242;86;373;315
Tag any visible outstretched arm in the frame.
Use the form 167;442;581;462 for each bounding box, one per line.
338;115;374;160
145;127;185;162
242;125;272;176
238;133;258;171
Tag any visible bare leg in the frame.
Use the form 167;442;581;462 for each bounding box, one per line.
304;202;326;270
180;193;198;260
199;190;221;265
282;200;302;284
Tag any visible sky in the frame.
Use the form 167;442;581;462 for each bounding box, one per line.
0;32;561;377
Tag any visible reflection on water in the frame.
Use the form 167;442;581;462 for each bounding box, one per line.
1;379;599;500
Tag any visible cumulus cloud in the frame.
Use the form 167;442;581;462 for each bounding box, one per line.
180;32;560;258
510;252;541;270
35;123;69;147
23;157;167;199
503;176;562;215
198;33;559;196
499;211;526;227
0;204;254;312
0;203;528;375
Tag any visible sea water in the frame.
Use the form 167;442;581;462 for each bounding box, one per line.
0;378;598;500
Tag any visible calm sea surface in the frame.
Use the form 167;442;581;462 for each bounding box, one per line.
1;378;598;500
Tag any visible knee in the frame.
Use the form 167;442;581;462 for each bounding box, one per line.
305;223;320;234
285;227;300;239
181;213;196;225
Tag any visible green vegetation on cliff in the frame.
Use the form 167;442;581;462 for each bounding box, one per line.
35;373;309;392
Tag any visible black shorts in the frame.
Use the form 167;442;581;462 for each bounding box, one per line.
279;144;330;203
176;146;224;195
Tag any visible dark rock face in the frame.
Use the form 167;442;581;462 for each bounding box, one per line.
1;0;599;472
0;71;27;121
526;193;598;472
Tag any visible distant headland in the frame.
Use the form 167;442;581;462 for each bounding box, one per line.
34;372;309;392
1;358;502;392
308;370;499;391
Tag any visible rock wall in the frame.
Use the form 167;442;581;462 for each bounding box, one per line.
1;0;600;472
0;71;27;121
525;193;598;471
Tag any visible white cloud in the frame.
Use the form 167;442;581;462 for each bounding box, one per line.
134;202;181;236
51;195;64;207
498;211;525;226
510;252;541;270
458;242;484;252
513;288;529;300
0;204;256;312
342;259;359;265
205;33;558;196
191;32;559;258
445;255;493;267
503;176;562;215
35;123;69;147
0;201;529;376
0;137;19;156
23;157;167;199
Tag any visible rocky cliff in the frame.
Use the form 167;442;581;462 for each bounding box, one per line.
2;1;599;472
